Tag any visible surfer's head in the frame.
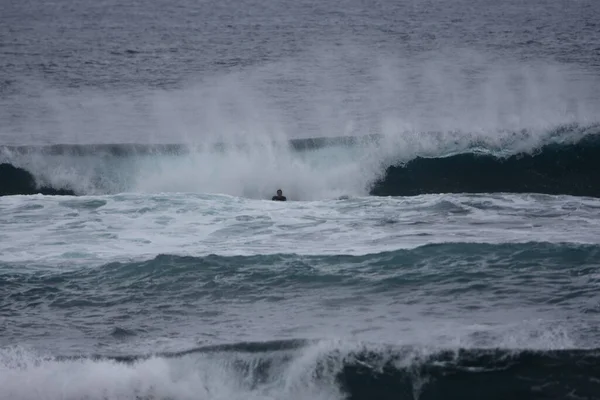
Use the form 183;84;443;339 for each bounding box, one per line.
277;189;283;196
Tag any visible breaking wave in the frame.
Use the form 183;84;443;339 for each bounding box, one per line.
1;124;599;199
371;128;600;197
1;340;599;400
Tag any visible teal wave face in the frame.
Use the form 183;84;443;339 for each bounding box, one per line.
3;241;598;312
371;129;600;197
2;236;599;355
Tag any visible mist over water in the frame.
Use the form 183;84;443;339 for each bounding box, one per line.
2;47;600;199
5;46;599;143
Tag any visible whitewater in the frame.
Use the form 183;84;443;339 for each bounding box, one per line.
2;0;600;399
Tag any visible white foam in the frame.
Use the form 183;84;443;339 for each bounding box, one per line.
0;344;344;400
1;192;599;267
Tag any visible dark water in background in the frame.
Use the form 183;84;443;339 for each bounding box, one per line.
2;0;600;399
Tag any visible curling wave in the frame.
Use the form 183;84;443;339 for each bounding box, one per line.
1;125;599;198
371;131;600;197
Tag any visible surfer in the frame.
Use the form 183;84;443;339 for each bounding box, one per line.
272;189;287;201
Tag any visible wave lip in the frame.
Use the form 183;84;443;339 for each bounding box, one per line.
370;131;600;197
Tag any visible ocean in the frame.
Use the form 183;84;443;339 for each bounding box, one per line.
1;0;600;399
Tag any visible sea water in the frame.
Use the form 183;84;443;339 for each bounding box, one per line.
1;0;600;399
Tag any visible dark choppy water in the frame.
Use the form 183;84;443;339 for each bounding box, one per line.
1;0;600;399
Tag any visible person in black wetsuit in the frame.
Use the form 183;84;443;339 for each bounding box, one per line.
272;189;287;201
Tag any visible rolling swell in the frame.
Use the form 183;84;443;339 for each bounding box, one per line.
3;241;598;293
371;132;600;197
5;340;600;400
3;242;598;319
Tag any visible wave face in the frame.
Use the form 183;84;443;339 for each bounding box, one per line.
2;341;599;400
0;163;75;196
371;129;600;197
4;242;599;308
1;124;599;199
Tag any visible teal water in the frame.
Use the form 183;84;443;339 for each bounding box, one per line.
3;241;599;354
